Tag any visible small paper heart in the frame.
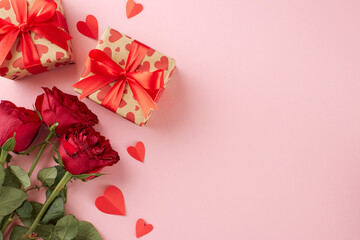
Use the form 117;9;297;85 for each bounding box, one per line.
77;15;98;39
136;218;153;238
95;186;126;215
127;141;145;162
126;0;143;19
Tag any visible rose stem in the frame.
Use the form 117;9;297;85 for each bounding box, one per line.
27;129;56;177
24;171;73;239
1;213;14;233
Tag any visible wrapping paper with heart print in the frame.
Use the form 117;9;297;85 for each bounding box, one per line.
0;0;74;80
74;27;176;126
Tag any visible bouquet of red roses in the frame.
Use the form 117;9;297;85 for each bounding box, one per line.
0;87;119;240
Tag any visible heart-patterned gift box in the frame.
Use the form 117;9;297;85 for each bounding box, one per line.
74;27;176;126
0;0;74;80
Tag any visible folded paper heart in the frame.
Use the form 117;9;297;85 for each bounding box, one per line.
127;141;145;162
77;15;98;39
126;0;143;19
95;185;126;215
136;218;153;238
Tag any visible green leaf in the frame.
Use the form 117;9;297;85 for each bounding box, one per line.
0;232;3;240
2;134;16;152
48;122;59;133
3;168;21;188
0;164;5;186
34;107;43;121
51;166;66;188
16;201;33;218
9;165;31;188
35;224;55;239
51;143;64;167
9;225;28;240
53;215;79;240
19;202;43;228
75;221;102;240
73;173;105;181
0;186;28;216
37;167;57;187
0;215;5;227
5;152;12;163
41;197;65;224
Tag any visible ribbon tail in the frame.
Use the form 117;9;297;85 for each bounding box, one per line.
20;32;47;73
31;24;72;51
101;80;126;112
73;75;118;100
128;81;158;119
0;29;19;66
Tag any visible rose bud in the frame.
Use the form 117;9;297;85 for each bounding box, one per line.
59;126;120;175
35;87;98;135
0;101;42;152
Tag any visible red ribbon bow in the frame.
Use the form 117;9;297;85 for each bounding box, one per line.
0;0;72;73
73;40;165;119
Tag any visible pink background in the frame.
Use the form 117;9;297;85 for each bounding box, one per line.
1;0;360;239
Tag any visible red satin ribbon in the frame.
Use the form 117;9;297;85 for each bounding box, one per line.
0;0;72;73
73;41;165;119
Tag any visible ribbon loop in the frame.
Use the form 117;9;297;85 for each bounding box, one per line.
74;40;165;119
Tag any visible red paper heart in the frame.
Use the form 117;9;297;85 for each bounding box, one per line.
126;0;143;19
154;56;169;70
77;15;98;39
115;47;120;52
136;219;153;238
127;142;145;162
95;186;126;216
119;59;125;65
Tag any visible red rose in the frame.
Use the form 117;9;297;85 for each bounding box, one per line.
58;126;120;175
0;101;42;152
35;87;98;135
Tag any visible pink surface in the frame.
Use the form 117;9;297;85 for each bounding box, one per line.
1;0;360;239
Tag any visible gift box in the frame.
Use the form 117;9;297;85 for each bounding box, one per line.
0;0;74;80
74;27;176;126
